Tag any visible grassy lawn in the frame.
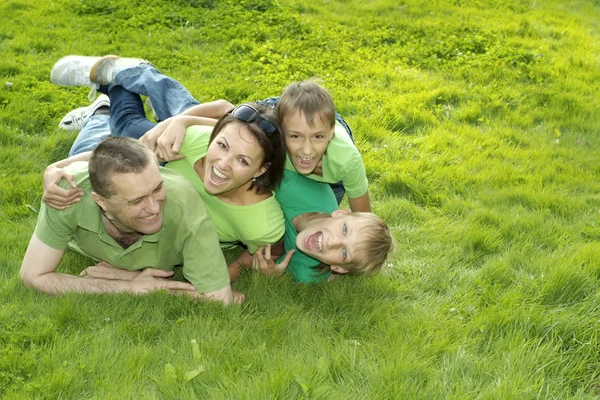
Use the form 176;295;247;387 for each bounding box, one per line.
2;0;600;398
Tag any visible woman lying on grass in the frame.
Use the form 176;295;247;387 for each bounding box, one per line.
252;170;393;283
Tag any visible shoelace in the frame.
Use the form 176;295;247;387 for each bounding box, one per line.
87;85;99;102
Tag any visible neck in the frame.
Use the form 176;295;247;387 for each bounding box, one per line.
101;212;142;248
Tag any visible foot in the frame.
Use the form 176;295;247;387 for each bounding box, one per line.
90;55;147;86
50;55;102;87
58;94;110;131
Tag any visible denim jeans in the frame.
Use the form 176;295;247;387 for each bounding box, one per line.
99;63;200;139
256;97;354;205
69;114;111;156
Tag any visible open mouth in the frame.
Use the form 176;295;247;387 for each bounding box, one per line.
305;231;323;252
210;166;229;185
296;156;314;170
139;213;158;221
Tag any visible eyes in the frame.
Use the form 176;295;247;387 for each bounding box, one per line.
216;141;251;167
288;134;327;140
129;183;164;205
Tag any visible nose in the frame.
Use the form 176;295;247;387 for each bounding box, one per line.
145;195;160;215
301;139;312;156
216;155;232;170
328;234;343;248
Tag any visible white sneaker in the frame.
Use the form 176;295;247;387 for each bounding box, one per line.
50;55;102;87
90;55;147;86
58;94;110;131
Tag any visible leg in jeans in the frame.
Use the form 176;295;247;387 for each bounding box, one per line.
113;63;200;121
103;84;157;139
68;115;111;156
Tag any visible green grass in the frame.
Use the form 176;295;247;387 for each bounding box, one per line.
2;0;600;398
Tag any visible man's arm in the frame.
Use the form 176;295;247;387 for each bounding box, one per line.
348;190;371;213
20;233;196;295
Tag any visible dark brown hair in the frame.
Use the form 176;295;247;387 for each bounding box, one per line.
89;136;157;198
209;102;286;193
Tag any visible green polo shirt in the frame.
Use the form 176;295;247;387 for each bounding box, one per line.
284;122;369;198
34;162;230;293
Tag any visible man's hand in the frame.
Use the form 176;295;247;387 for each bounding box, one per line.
80;261;142;281
43;165;83;210
252;244;295;277
141;118;186;162
128;268;196;295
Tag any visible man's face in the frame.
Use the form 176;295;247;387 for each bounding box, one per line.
96;163;166;235
282;110;334;175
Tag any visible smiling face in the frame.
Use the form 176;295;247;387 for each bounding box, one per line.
203;122;267;196
295;213;369;270
282;110;334;175
93;163;166;235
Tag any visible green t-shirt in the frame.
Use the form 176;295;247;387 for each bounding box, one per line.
275;170;338;283
34;162;230;293
166;125;285;253
284;122;368;198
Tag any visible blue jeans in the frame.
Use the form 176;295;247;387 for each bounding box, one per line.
100;63;200;139
69;64;201;154
256;97;354;205
69;115;111;156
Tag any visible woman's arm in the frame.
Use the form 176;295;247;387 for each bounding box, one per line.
42;151;92;210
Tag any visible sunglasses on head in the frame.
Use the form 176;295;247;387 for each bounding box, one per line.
231;104;279;137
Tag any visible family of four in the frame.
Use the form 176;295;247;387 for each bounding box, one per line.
20;55;394;304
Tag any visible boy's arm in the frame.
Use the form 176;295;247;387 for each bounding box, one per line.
348;190;371;213
179;99;234;118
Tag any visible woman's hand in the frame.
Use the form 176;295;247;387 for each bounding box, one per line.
252;244;295;277
141;117;186;162
42;164;83;210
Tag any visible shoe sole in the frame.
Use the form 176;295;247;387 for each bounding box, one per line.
89;54;119;85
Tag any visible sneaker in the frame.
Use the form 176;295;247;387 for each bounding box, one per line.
58;94;110;131
50;55;102;87
90;55;147;86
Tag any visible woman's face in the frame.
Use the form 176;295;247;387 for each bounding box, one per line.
296;214;366;268
204;122;267;196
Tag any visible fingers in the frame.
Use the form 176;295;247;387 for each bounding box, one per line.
232;290;245;304
143;268;175;279
161;281;196;292
263;243;272;261
278;249;296;270
43;186;83;209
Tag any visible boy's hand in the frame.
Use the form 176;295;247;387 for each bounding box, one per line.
252;244;295;277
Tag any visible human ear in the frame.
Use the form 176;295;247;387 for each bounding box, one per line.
91;192;107;212
331;209;351;218
254;162;271;178
330;265;349;274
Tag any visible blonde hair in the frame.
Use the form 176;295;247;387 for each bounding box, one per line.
302;212;394;276
343;212;394;276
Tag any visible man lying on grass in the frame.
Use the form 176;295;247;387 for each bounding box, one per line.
20;136;243;304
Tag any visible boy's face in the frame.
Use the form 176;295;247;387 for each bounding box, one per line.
282;110;334;175
296;213;366;270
